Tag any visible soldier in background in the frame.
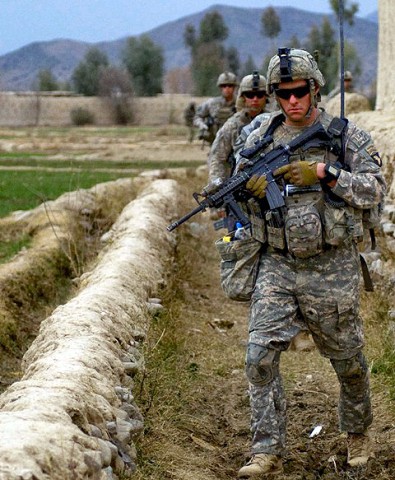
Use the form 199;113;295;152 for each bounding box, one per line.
183;101;196;143
208;71;270;186
193;71;238;146
326;70;354;100
206;72;270;232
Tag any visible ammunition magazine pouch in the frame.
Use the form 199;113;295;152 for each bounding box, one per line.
215;235;263;301
265;186;368;257
323;204;364;246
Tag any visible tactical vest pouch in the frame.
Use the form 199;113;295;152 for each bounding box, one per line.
216;105;235;127
284;203;323;258
323;204;363;246
265;210;286;250
215;235;263;301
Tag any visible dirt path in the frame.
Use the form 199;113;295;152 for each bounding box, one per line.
133;176;395;479
0;126;394;478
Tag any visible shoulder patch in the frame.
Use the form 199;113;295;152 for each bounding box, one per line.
366;144;382;166
348;127;371;152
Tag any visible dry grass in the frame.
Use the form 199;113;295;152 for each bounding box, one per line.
0;127;393;478
131;178;395;480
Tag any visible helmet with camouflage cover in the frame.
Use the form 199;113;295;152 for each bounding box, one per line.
344;70;353;80
239;71;267;95
216;71;238;87
267;48;325;107
267;48;325;90
236;71;268;111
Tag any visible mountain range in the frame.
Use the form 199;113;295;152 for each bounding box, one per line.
0;4;378;92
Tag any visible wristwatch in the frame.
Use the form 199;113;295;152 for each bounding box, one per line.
322;163;341;184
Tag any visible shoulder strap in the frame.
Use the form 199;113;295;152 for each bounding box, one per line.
264;113;285;138
326;116;348;167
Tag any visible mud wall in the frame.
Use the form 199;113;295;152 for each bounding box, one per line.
0;175;182;479
0;92;209;127
376;0;395;111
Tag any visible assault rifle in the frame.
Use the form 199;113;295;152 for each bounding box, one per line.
167;121;332;232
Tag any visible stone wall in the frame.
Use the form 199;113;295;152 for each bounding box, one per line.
0;92;208;127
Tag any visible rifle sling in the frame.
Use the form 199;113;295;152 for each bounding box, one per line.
359;253;374;292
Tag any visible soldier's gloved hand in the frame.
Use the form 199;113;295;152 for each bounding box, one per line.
245;174;268;199
275;161;318;186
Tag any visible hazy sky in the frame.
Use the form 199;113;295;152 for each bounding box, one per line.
0;0;378;56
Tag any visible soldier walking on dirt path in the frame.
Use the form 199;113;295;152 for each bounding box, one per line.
218;48;386;478
193;71;238;147
205;71;270;232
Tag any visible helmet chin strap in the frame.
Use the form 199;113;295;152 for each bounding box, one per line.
307;79;318;117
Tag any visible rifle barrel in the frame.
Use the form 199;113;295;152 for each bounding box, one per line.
167;204;206;232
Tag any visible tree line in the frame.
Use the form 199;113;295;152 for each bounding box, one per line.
37;0;364;99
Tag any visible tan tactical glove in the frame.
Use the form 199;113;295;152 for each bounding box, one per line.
245;174;268;199
275;160;318;187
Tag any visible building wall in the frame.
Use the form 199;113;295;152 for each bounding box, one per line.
0;92;209;127
376;0;395;110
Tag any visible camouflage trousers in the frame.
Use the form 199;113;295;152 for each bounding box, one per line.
246;243;373;456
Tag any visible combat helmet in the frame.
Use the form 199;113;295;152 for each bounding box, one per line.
216;71;238;87
344;70;353;80
239;71;267;95
236;71;268;111
267;48;325;107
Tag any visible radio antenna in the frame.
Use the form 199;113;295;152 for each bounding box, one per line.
339;0;345;119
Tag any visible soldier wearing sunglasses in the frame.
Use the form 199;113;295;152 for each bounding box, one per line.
205;72;270;231
230;48;385;478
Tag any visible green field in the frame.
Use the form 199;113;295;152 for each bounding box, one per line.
0;169;133;217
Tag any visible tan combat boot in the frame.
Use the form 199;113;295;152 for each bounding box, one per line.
347;432;373;467
237;453;283;478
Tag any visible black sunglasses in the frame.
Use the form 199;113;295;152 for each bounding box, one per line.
220;84;234;88
274;84;310;100
243;91;266;99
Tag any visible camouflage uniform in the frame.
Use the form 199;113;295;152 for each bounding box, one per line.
209;72;269;183
208;109;269;183
232;112;270;161
193;96;237;145
235;107;385;457
183;102;196;143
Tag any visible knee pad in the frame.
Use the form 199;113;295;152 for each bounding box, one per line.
245;343;279;386
331;352;368;381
